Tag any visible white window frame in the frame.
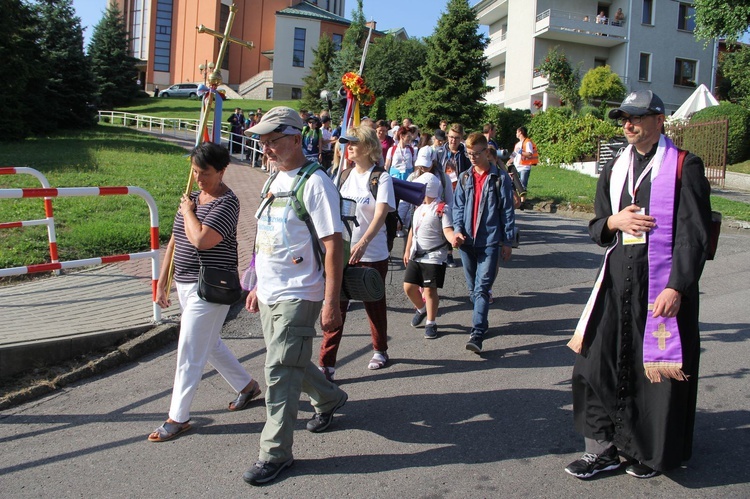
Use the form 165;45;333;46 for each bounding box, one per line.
638;52;652;82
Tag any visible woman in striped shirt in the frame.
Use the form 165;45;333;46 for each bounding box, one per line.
148;142;259;442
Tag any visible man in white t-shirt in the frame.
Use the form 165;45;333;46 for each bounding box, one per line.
242;107;348;486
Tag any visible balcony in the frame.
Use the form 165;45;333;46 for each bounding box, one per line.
535;9;627;47
486;32;507;65
474;0;508;26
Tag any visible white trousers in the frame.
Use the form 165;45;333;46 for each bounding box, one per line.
168;282;253;423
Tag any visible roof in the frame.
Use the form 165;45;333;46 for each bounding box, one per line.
277;1;351;26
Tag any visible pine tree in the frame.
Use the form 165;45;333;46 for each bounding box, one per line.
301;33;336;113
403;0;490;129
89;2;139;109
0;0;49;140
36;0;96;130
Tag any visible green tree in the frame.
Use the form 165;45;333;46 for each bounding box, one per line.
36;0;96;130
694;0;750;44
0;0;49;140
536;46;581;110
89;2;139;109
718;48;750;106
398;0;489;129
364;35;427;100
301;33;336;112
579;65;626;111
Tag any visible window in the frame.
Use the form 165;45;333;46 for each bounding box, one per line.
594;58;607;68
293;28;306;67
291;88;302;99
266;88;274;99
153;0;173;72
639;53;651;81
674;58;697;86
332;33;343;51
642;0;653;25
678;3;696;32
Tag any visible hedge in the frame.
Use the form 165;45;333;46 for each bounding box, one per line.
690;101;750;164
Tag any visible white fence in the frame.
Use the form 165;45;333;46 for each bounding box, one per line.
97;111;264;166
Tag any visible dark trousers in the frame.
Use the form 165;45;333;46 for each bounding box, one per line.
319;259;389;367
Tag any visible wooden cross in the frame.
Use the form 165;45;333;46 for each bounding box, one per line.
652;323;672;350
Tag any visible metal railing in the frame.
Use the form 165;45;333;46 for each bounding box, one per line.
0;178;163;322
97;110;263;165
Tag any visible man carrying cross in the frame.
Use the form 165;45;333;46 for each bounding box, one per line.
564;91;713;479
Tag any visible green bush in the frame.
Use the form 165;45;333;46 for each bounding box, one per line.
482;105;532;150
579;105;603;120
528;108;620;163
690;101;750;164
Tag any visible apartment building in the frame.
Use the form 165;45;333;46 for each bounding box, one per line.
474;0;718;114
115;0;348;99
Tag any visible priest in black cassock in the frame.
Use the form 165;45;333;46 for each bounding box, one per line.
564;91;713;479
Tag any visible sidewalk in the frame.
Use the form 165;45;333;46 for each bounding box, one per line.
0;131;269;379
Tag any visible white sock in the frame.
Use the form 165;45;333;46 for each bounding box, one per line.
417;306;426;314
426;320;436;326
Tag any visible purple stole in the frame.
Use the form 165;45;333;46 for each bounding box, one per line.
569;136;687;382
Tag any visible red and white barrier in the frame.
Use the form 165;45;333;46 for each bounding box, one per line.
0;167;59;264
0;180;162;323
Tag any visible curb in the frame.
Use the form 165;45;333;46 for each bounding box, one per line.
0;322;179;411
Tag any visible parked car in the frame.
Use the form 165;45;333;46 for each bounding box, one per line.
159;83;199;98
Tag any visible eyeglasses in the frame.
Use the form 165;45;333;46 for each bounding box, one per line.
616;114;657;126
447;135;461;141
259;135;289;149
466;148;487;159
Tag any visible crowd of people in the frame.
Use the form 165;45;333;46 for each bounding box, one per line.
149;90;713;488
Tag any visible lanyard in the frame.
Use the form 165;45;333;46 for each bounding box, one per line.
627;152;655;201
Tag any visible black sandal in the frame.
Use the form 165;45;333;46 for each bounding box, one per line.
228;380;262;411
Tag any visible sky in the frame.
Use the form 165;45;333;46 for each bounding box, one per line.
72;1;486;48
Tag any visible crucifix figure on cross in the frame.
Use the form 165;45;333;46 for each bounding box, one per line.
652;323;672;350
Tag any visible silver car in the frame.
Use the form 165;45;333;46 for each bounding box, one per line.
159;83;199;98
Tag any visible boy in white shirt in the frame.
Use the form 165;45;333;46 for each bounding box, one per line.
403;173;456;339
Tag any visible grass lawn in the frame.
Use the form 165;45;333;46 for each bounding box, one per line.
0;126;188;270
114;97;300;121
727;159;750;175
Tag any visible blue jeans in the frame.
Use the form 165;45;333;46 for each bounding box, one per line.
517;168;530;193
458;244;500;336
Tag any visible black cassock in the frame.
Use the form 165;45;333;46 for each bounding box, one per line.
572;141;712;472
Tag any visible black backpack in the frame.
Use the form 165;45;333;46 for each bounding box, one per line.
339;166;399;252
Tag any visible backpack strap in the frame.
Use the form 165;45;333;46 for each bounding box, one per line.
290;162;326;270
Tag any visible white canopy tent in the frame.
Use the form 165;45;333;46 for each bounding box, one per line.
671;84;719;120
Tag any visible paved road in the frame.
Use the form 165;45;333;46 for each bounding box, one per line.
1;211;748;498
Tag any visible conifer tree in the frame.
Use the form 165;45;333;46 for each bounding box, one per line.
396;0;489;129
36;0;96;129
301;33;336;113
0;0;48;140
89;2;139;109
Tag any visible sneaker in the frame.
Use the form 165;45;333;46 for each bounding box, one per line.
411;309;427;327
424;323;437;339
625;462;658;479
564;446;621;479
318;366;336;382
243;458;294;485
446;254;458;268
465;334;483;353
396;230;406;238
306;391;348;433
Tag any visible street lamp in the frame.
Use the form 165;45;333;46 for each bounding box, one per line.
198;61;215;85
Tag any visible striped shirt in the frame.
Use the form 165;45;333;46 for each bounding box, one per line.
173;189;239;283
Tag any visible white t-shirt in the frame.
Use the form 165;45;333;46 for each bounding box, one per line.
255;167;343;304
339;167;396;262
411;201;453;264
386;145;416;174
321;127;333;151
512;139;534;171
